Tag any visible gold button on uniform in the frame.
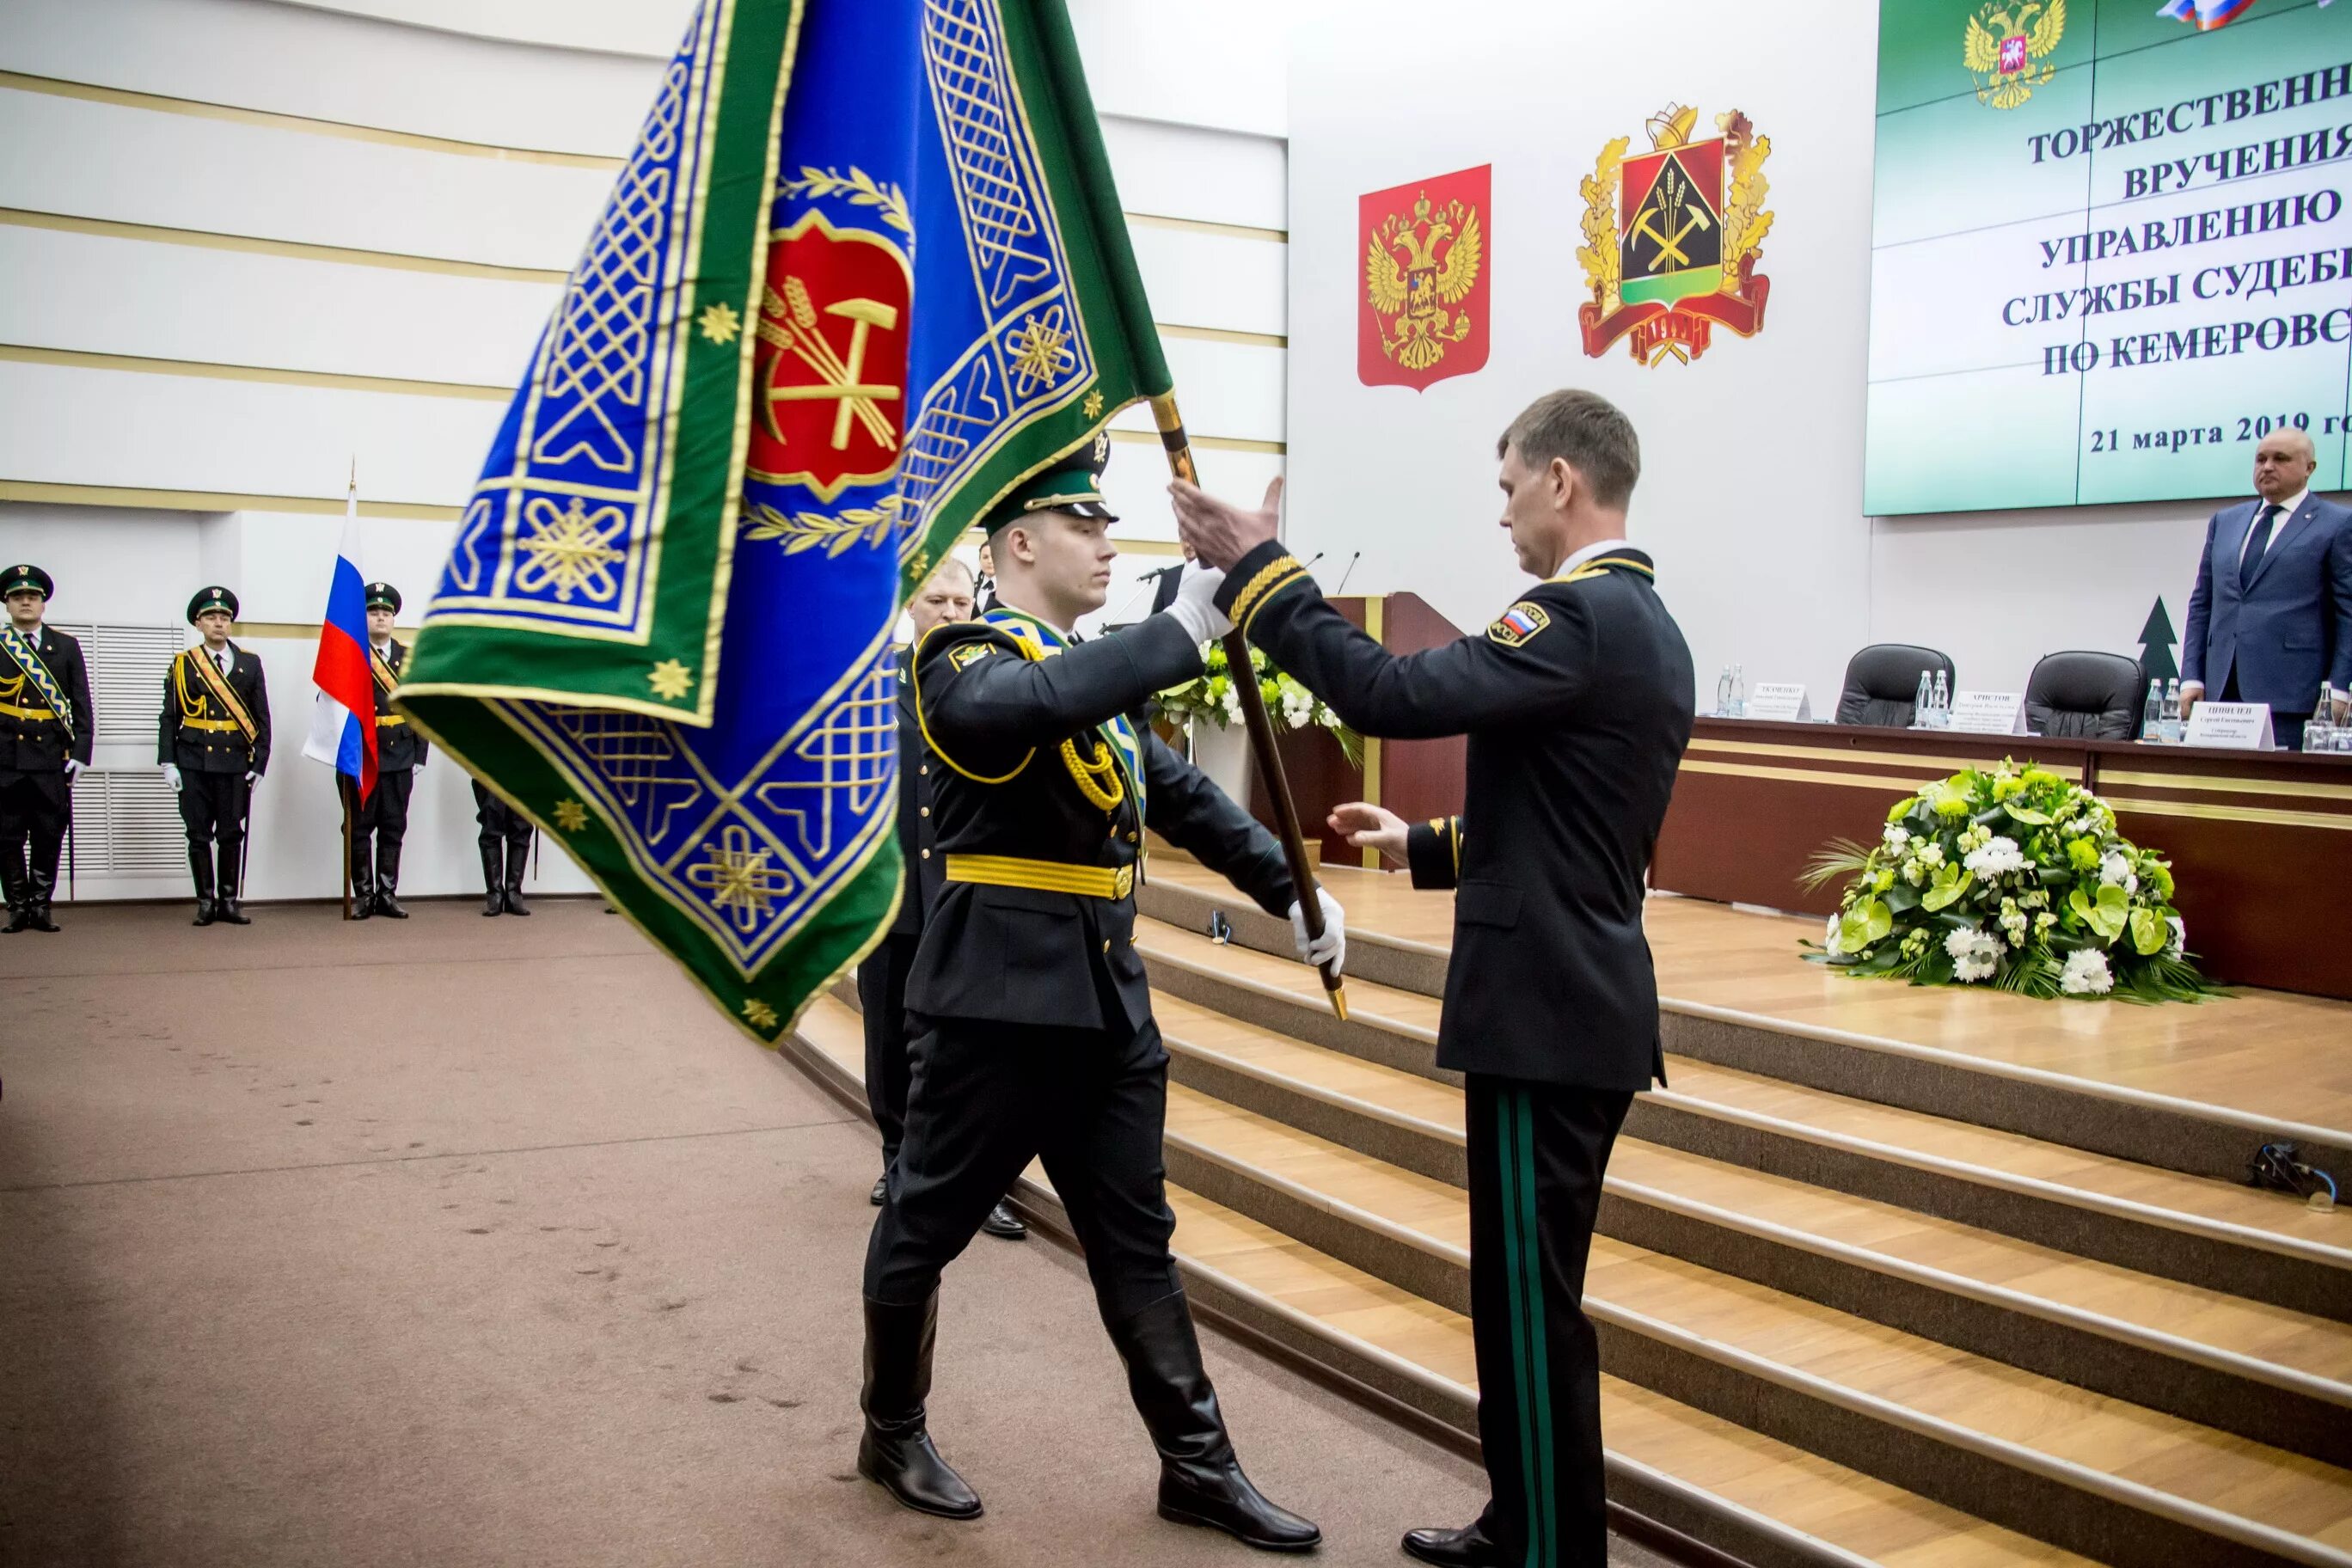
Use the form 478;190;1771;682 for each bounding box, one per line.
919;806;929;817
1101;939;1111;954
920;848;931;859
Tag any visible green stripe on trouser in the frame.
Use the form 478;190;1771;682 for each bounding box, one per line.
1498;1088;1557;1567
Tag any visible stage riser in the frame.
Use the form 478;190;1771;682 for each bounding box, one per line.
1663;1011;2352;1186
1144;958;1462;1087
1138;880;1452;998
1629;1096;2352;1327
1163;1045;1467;1187
1166;1134;2282;1568
1603;1196;2352;1470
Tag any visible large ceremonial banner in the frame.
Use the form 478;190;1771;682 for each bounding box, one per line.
398;0;1173;1042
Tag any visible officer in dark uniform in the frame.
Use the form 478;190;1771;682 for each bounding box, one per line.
346;583;427;919
1173;389;1694;1568
472;782;534;916
856;557;1026;1240
1;564;94;934
856;444;1342;1551
160;586;272;927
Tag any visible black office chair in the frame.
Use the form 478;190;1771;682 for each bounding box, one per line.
2025;650;2145;739
1835;644;1956;728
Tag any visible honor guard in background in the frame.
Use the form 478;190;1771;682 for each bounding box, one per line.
1;564;94;934
472;781;534;916
1173;389;1694;1568
856;556;1026;1240
160;586;271;927
854;443;1343;1550
347;583;426;919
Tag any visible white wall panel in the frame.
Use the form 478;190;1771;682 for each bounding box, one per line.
271;0;686;59
0;227;556;388
1099;446;1284;542
1102;119;1287;231
0;361;500;505
0;89;611;273
1129;225;1285;337
1111;337;1284;443
1;0;659;156
233;511;460;625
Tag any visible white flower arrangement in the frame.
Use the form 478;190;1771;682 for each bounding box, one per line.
1156;640;1362;769
1945;927;2003;983
2060;948;2115;995
1963;835;2026;879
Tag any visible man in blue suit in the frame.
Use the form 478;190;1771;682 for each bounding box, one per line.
2180;429;2352;750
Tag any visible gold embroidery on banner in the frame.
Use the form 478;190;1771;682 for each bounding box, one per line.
514;496;629;603
740;495;901;555
1006;308;1076;397
781;165;914;236
688;824;792;933
698;301;742;343
647;660;695;701
553;799;591;833
742;997;781;1032
1083;389;1105;418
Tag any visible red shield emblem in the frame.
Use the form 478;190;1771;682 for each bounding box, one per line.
746;211;914;500
1358;164;1490;392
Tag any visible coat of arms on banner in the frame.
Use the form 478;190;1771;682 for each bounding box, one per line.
1964;1;2065;109
1359;164;1489;391
1577;105;1771;367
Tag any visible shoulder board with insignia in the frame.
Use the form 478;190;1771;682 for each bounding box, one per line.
947;642;999;672
1485;601;1551;649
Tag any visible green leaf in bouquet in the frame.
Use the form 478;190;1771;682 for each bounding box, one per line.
2002;801;2053;826
1839;897;1893;951
1883;882;1921;914
2128;906;2168;956
2067;883;2128;940
1920;864;1973;912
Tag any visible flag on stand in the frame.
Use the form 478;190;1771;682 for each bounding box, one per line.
302;481;377;802
397;0;1177;1044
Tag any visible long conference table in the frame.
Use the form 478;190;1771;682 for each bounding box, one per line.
1651;719;2352;1001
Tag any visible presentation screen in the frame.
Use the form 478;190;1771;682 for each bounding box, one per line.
1866;0;2352;515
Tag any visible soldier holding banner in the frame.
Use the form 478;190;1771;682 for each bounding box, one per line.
160;586;271;927
346;582;426;920
1;563;93;934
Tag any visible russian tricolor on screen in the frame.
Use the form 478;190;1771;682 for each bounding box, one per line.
2155;0;2263;29
302;486;378;802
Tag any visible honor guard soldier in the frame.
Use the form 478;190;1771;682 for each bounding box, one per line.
855;556;1026;1240
854;443;1343;1551
1173;389;1694;1568
347;583;427;919
160;586;271;926
1;564;94;934
471;781;534;916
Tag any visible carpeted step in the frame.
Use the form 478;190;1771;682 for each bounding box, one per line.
1158;1084;2352;1568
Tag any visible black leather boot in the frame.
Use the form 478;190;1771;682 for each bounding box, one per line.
857;1295;983;1521
349;859;374;920
1108;1291;1320;1552
189;846;217;927
2;848;29;934
373;844;407;919
214;844;250;924
1401;1522;1508;1568
479;842;504;916
501;837;531;916
26;867;58;933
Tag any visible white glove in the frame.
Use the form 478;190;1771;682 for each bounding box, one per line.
63;758;84;779
162;763;182;791
1288;886;1346;975
244;770;259;784
1164;565;1234;645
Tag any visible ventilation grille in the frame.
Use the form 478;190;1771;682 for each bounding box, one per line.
49;622;186;744
66;769;186;876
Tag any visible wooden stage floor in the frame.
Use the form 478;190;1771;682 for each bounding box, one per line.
1147;855;2352;1157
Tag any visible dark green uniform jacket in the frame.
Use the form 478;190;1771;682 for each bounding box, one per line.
1217;542;1694;1091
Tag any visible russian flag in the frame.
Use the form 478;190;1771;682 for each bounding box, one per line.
2155;0;2263;28
302;484;378;802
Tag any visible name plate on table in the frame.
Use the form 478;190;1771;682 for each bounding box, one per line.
1744;683;1810;722
2184;701;2275;750
1949;690;2027;735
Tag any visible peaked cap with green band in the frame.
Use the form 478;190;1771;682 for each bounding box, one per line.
982;432;1119;536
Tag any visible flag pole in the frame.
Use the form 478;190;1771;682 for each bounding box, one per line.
340;781;353;920
1149;393;1346;1021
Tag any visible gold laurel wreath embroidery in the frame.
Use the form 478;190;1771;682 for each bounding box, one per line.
740;494;902;557
1577;137;1628;311
781;165;914;237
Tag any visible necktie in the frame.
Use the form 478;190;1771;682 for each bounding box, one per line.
215;649;230;678
2240;504;2280;591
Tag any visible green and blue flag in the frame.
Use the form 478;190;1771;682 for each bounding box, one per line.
398;0;1174;1041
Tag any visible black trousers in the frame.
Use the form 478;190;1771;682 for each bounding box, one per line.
342;769;414;881
856;932;922;1173
178;769;251;893
471;779;532;844
865;1014;1179;1323
0;769;69;891
1465;1076;1633;1568
2217;669;2309;751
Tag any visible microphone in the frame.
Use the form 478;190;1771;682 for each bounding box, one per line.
1332;550;1363;596
1136;561;1184;582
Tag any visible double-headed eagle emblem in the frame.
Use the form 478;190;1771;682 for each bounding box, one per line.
1365;193;1483;372
1964;0;2066;110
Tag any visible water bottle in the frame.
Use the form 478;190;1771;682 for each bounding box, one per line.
1730;663;1747;719
1932;669;1951;730
1913;669;1933;727
2141;679;2163;741
2161;677;2183;743
2309;689;2336;756
1714;665;1731;718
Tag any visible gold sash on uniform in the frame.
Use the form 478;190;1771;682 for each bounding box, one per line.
179;646;259;744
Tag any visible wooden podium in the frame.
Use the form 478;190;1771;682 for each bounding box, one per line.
1244;593;1468;866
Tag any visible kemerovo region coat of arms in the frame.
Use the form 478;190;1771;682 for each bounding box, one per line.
1577;105;1772;367
1359;163;1490;391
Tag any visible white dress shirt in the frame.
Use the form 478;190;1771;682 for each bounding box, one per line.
1553;538;1633;578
